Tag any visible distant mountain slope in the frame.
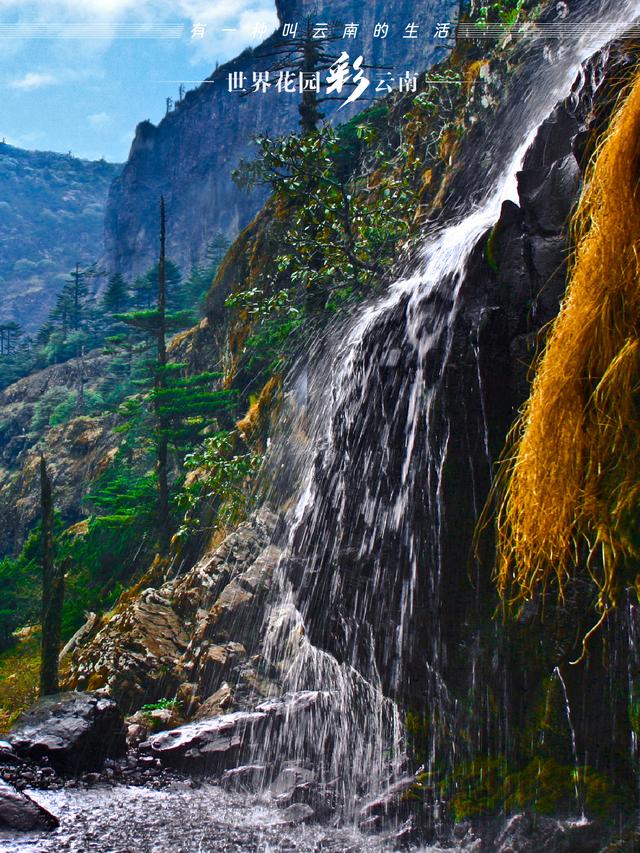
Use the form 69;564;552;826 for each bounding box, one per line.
0;144;121;333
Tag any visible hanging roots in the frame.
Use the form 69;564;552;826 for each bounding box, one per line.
494;69;640;619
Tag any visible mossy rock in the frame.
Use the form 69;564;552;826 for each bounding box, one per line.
445;756;621;823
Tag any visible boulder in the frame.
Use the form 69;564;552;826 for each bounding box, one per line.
358;777;426;830
143;710;268;773
221;764;267;791
126;722;148;746
0;740;24;767
279;803;315;825
145;690;330;775
66;509;281;710
0;779;58;831
7;691;126;773
494;813;606;853
67;588;191;709
126;706;184;735
59;611;98;661
194;683;235;720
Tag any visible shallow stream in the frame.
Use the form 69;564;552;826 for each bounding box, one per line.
0;783;459;853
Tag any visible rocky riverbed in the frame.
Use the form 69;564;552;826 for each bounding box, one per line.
1;779;620;853
0;691;622;853
0;780;443;853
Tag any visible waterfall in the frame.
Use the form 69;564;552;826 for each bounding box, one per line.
238;0;640;821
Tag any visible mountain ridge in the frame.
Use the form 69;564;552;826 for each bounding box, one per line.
0;143;121;333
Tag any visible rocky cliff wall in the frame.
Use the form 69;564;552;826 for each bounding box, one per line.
103;0;457;280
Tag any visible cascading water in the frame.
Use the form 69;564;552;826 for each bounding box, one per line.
232;0;640;825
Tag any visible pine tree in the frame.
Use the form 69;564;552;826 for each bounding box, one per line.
205;234;230;270
180;234;230;317
0;321;22;355
253;19;383;133
44;262;104;362
61;263;103;332
156;197;170;555
116;199;237;555
0;330;32;391
145;259;182;310
102;273;130;317
131;273;153;310
253;18;340;133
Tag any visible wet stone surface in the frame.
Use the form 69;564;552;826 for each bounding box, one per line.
0;782;423;853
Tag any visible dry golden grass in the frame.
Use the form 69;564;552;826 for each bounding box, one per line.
236;375;283;451
495;69;640;626
0;633;40;732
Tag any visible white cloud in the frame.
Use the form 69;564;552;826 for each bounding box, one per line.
0;0;278;76
180;2;279;64
0;0;279;62
0;0;141;13
8;71;58;90
0;0;277;23
88;111;112;128
0;129;46;147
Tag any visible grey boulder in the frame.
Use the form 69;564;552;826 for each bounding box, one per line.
0;779;58;831
7;691;126;773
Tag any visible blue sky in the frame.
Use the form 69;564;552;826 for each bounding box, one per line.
0;0;280;162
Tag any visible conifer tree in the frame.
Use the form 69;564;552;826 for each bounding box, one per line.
132;260;181;309
102;273;130;317
116;199;237;555
180;234;230;317
0;321;22;355
59;263;103;332
253;18;383;133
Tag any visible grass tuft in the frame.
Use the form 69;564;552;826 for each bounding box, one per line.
494;69;640;624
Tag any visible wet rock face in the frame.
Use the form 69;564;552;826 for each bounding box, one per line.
7;692;126;774
104;0;456;281
276;38;640;777
66;509;282;712
0;778;59;831
143;710;269;773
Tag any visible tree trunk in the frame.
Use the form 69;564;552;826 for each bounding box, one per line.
39;457;64;697
75;345;85;415
299;31;322;134
73;263;80;332
156;196;170;555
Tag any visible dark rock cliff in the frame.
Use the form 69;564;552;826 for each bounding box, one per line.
103;0;456;280
279;34;640;789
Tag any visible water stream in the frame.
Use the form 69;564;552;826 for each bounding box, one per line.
245;0;640;818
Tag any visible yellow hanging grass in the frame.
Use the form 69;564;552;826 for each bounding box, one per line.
495;69;640;620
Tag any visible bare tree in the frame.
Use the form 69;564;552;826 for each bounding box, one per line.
39;457;64;697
